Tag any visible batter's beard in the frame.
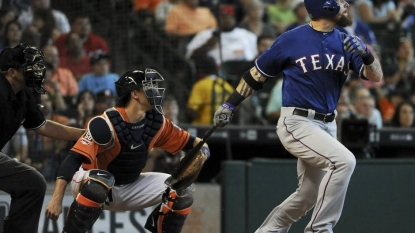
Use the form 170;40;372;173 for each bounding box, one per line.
336;13;353;27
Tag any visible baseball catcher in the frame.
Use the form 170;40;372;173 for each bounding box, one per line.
45;69;210;233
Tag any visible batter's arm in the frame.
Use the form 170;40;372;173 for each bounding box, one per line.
362;59;383;82
213;66;268;127
235;66;268;98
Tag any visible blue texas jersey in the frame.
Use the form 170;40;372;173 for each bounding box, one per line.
255;24;365;113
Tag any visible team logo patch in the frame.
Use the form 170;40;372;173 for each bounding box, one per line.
83;132;93;141
81;139;91;145
80;131;93;145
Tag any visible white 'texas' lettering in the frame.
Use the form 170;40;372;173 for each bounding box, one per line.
295;54;346;73
325;54;335;70
311;55;322;70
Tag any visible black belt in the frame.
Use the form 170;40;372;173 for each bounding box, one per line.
292;108;335;123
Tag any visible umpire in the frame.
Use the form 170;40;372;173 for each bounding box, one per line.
0;44;84;233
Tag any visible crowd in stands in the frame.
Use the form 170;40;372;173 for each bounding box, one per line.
1;0;415;179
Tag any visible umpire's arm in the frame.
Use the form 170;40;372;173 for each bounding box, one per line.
36;120;85;141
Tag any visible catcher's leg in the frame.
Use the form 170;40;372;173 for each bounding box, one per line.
63;170;115;233
145;184;194;233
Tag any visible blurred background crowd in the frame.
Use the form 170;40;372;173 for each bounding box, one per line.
2;0;415;181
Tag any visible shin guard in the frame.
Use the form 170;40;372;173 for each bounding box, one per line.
145;184;194;233
62;200;103;233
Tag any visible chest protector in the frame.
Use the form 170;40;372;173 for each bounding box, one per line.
105;109;164;185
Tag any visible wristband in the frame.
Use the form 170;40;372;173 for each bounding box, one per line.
361;52;375;65
222;102;235;110
201;146;210;159
225;92;246;106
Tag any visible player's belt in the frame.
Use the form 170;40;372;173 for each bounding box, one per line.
293;108;335;123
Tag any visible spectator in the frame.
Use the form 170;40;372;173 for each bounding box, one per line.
20;24;41;47
266;0;296;35
387;101;415;127
286;2;309;31
42;44;78;98
54;14;109;58
94;89;117;114
42;62;68;112
382;101;415;157
164;0;217;37
353;93;383;128
154;0;181;27
186;55;235;125
383;37;415;92
354;0;400;23
238;0;276;37
78;52;119;95
76;91;97;128
0;20;23;51
18;0;70;33
32;8;60;47
376;87;407;123
353;87;383;129
59;32;91;81
256;34;275;59
0;7;18;42
186;4;257;66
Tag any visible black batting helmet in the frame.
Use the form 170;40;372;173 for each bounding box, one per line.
0;43;46;93
115;68;165;114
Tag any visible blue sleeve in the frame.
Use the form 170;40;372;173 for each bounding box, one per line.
349;52;367;80
255;36;285;78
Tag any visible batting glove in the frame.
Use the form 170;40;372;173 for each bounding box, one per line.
343;35;368;56
213;102;235;128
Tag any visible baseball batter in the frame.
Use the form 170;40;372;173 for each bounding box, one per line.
213;0;383;232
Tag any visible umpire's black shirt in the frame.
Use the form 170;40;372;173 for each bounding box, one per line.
0;73;45;149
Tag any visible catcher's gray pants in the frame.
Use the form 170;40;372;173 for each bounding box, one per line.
255;107;356;233
0;152;46;233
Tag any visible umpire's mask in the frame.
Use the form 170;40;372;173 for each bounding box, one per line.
22;45;47;94
0;44;46;94
115;68;165;114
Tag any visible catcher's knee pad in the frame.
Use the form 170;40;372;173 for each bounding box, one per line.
145;184;195;233
63;170;115;233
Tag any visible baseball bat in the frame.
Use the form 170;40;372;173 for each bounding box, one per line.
168;125;218;187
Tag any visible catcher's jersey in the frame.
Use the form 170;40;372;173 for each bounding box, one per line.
71;107;191;171
255;24;365;113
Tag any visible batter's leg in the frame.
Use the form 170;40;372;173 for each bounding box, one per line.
255;159;325;233
0;152;46;233
277;113;356;233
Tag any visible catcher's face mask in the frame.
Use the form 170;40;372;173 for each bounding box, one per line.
143;68;165;115
22;46;46;94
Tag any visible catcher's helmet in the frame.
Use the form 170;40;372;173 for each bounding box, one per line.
115;68;165;114
0;43;46;93
304;0;340;19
